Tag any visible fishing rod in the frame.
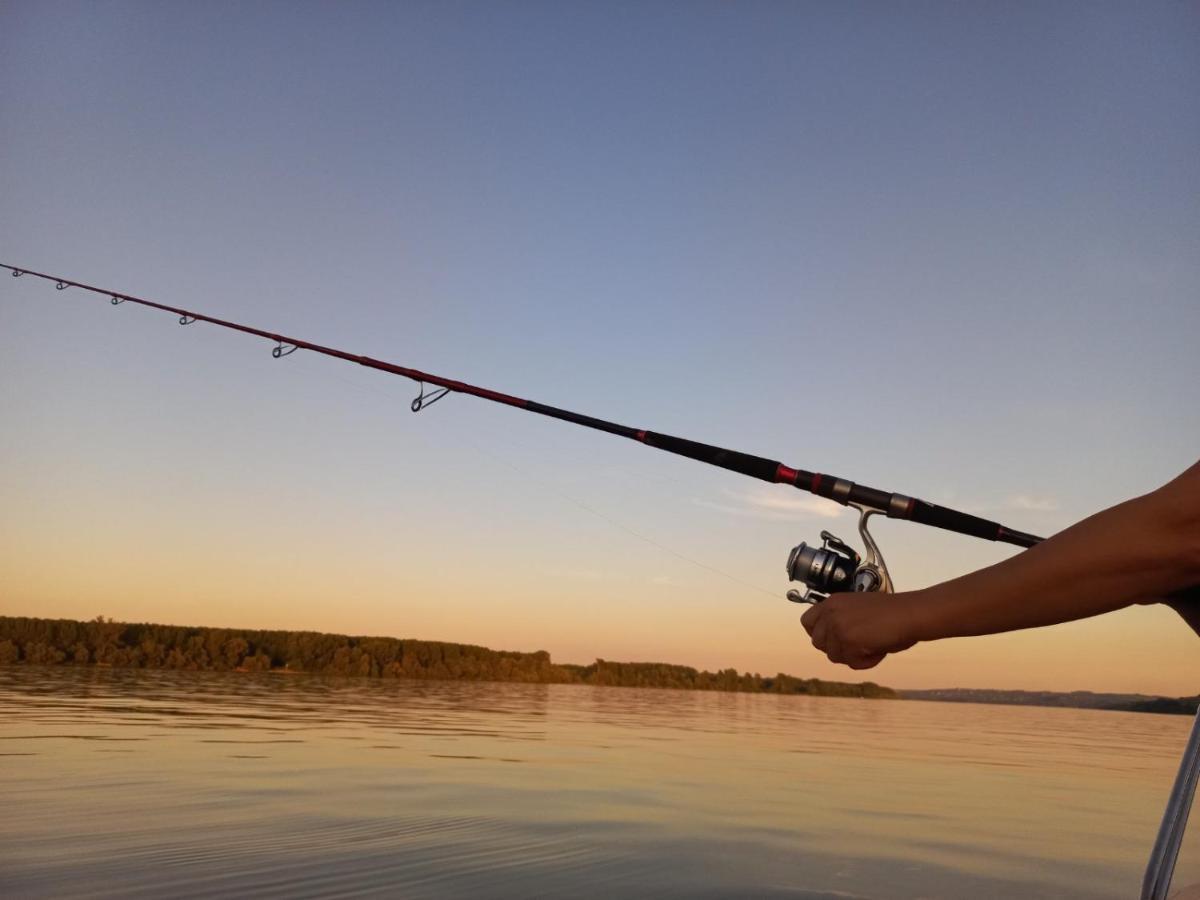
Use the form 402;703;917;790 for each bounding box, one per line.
3;262;1044;605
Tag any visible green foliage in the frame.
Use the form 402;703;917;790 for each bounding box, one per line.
0;616;896;699
1116;696;1200;715
558;660;896;698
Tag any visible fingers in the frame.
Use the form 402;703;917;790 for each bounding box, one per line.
824;631;847;665
800;595;888;670
811;616;832;656
800;603;821;636
802;604;848;665
846;652;886;670
802;605;834;654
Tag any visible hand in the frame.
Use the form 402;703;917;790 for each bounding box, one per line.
800;591;920;670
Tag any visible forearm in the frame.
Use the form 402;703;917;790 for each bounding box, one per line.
910;465;1200;642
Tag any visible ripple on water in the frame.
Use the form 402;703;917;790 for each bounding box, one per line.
0;666;1192;900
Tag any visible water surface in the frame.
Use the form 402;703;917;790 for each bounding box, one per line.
0;667;1194;898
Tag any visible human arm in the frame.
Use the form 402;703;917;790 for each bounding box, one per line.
800;459;1200;670
1164;584;1200;635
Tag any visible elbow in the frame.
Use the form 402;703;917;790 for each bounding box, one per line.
1177;506;1200;585
1150;482;1200;586
1187;532;1200;586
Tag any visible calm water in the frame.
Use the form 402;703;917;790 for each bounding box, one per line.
0;667;1196;899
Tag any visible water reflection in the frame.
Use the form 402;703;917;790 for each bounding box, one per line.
0;667;1191;899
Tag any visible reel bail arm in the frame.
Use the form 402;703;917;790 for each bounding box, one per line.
786;502;893;604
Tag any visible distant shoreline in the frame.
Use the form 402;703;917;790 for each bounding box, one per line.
3;615;1194;715
0;615;895;700
901;687;1199;716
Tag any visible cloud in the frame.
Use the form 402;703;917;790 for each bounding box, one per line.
544;568;604;581
650;575;681;587
1003;494;1060;512
693;486;843;522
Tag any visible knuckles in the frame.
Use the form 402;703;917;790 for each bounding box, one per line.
802;594;889;670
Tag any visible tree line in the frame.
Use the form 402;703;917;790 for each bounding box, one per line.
0;616;896;699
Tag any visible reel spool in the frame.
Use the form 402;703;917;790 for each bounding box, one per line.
786;504;894;604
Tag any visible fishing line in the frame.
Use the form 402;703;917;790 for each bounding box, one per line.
290;358;778;599
3;261;1045;607
454;431;781;600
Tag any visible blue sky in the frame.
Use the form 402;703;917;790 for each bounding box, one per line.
1;1;1197;692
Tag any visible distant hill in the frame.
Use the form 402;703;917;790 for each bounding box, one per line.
903;688;1199;716
0;615;896;700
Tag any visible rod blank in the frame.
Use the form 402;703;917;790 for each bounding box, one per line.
1;261;1043;549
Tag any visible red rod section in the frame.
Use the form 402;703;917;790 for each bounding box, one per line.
2;262;1043;549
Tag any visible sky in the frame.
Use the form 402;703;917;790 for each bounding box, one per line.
1;1;1197;695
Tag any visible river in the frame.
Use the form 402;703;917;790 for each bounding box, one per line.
1;666;1196;898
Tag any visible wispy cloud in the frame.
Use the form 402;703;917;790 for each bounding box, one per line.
543;568;604;581
693;486;843;522
695;485;1059;523
650;575;681;587
1003;494;1060;512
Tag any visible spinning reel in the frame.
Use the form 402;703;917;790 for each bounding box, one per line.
785;504;893;604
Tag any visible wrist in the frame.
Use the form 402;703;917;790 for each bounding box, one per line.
902;586;949;644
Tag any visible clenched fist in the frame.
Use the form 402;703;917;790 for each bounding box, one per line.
800;592;919;670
